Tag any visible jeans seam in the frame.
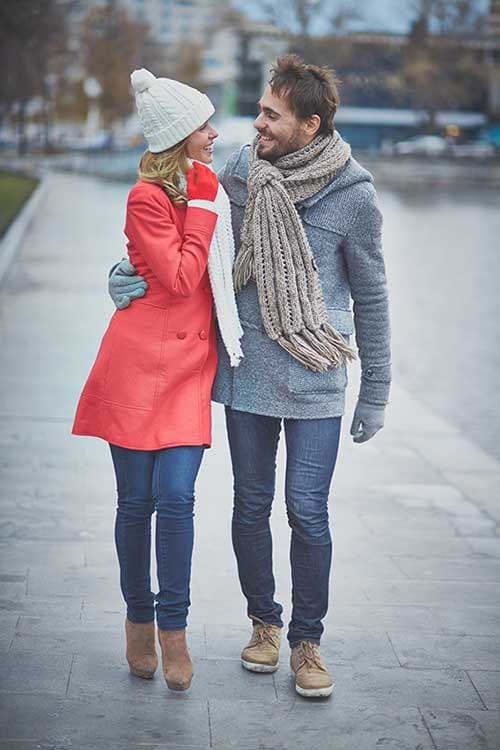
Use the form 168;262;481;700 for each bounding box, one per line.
119;450;129;602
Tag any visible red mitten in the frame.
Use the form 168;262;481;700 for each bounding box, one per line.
186;162;219;208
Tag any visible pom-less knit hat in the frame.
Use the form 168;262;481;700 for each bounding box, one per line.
130;68;215;153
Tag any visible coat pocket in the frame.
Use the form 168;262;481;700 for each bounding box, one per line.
103;305;166;411
287;308;354;395
161;328;211;382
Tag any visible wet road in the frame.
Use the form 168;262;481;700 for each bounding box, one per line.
380;186;500;460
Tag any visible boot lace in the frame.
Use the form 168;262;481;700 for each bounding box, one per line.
296;642;327;673
249;615;280;649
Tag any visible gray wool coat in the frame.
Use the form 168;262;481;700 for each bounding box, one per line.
212;145;391;419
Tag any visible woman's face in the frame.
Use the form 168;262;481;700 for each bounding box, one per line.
185;120;218;164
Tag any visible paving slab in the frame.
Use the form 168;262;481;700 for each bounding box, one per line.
0;613;19;652
0;577;27;602
388;633;500;670
452;517;498;537
466;537;500;557
443;471;500;523
361;579;500;608
208;700;435;750
0;651;73;696
429;605;500;637
274;659;484;710
409;434;500;474
421;707;500;750
0;594;83;619
392;556;500;582
26;565;119;598
467;671;500;711
0;745;207;750
327;603;440;632
9;626;125;658
0;541;86;568
330;554;409;580
0;692;210;748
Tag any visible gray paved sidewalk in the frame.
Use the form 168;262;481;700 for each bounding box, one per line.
0;172;499;749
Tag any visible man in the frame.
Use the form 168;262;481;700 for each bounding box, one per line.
109;55;391;699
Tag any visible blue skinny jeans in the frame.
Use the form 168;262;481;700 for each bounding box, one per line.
109;443;204;631
225;407;341;647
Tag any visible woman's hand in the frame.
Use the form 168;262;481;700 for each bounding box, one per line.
186;162;219;206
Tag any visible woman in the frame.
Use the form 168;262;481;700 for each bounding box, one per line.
72;68;242;691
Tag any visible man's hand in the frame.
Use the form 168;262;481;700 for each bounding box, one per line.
109;259;148;310
350;401;385;443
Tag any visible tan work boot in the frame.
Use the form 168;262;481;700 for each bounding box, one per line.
125;618;158;679
241;616;281;673
290;641;334;698
158;628;193;691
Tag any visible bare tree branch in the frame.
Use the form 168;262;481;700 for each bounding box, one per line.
406;0;487;35
249;0;362;37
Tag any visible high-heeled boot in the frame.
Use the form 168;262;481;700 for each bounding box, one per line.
158;628;193;691
125;618;158;679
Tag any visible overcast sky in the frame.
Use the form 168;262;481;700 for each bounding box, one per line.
348;0;415;32
237;0;490;34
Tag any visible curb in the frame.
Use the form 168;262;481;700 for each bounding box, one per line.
0;174;49;287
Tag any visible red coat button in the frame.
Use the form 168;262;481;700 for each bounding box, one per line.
177;331;187;339
199;330;208;340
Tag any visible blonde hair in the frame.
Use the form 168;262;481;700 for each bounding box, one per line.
138;139;190;204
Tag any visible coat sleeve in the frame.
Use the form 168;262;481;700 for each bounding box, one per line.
217;148;241;190
125;190;217;298
343;186;392;406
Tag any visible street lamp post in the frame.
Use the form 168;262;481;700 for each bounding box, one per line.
43;73;58;153
83;77;103;148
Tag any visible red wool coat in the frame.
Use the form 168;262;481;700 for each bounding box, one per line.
72;180;218;450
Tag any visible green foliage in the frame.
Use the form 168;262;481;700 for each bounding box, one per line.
0;172;39;237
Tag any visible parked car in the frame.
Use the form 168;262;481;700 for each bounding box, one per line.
450;141;496;159
392;135;449;156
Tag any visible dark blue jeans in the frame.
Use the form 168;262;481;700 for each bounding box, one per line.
225;407;341;648
109;443;204;631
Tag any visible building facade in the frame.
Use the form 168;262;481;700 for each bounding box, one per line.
488;0;500;117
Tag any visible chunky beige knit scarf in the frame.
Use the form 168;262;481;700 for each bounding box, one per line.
233;132;356;372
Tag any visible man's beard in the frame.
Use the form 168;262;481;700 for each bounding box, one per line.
256;128;306;163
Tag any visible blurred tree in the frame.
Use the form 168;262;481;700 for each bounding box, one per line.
244;0;363;97
169;43;205;91
402;1;488;125
232;0;487;117
0;0;72;153
55;78;89;124
250;0;361;38
81;0;163;128
408;0;487;35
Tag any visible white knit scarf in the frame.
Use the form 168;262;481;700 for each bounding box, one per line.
180;162;243;367
207;183;244;367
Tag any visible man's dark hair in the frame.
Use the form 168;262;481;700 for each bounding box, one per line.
269;54;340;137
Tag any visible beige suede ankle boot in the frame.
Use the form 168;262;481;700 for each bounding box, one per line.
125;618;158;679
158;628;193;691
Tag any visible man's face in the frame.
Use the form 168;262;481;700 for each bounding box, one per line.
253;85;312;162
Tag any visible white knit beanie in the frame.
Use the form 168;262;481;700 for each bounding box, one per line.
130;68;215;153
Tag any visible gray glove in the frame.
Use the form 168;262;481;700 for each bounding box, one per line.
108;259;148;310
350;401;385;443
